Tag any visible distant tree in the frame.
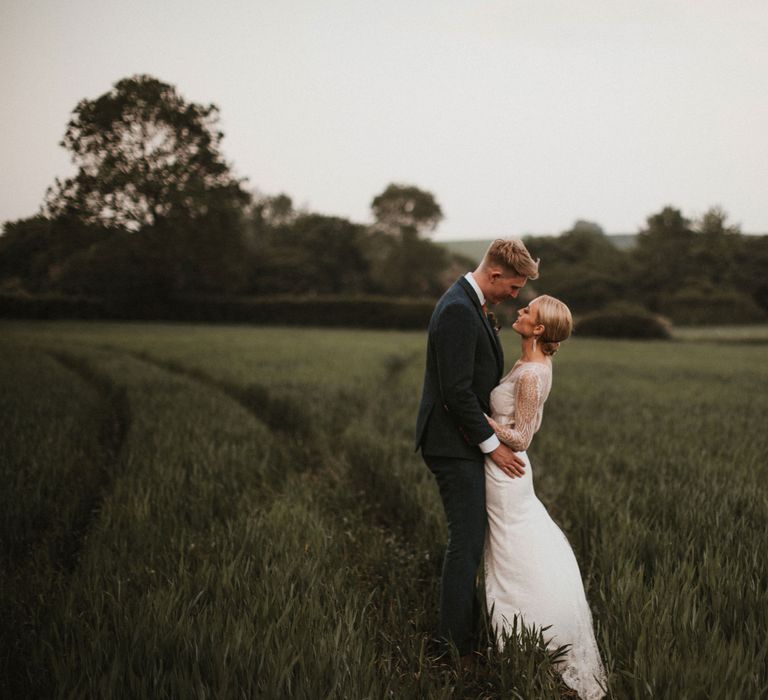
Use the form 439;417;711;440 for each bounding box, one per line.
253;214;370;295
53;228;173;298
361;227;452;297
691;206;740;286
250;192;298;232
696;206;740;237
736;234;768;312
631;206;697;309
44;74;249;230
523;221;632;313
0;215;107;292
370;183;443;237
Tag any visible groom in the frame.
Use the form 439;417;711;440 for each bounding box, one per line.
415;238;540;662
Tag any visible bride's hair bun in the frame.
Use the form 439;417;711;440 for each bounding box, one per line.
541;340;561;356
533;295;573;356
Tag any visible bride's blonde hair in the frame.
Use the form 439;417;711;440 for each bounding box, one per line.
532;295;573;356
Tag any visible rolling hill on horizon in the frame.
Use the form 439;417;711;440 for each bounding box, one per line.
437;234;637;263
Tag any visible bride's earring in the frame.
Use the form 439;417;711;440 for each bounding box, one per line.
532;336;537;353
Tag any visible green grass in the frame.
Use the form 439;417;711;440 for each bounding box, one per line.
1;321;767;698
671;323;768;343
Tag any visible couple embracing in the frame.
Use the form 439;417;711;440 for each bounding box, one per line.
415;239;606;699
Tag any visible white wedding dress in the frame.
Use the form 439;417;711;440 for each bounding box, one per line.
484;359;606;700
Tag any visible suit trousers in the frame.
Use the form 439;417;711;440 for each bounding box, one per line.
423;454;486;656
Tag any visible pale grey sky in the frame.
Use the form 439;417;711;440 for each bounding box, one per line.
2;0;767;238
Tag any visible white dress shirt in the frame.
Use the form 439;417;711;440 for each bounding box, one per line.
463;272;500;455
464;271;485;306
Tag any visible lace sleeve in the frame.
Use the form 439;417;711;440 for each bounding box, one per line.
491;369;542;451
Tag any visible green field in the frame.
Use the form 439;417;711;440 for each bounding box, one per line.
2;321;767;698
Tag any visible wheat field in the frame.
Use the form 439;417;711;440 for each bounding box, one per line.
1;321;767;698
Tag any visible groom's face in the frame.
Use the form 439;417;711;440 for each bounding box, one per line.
487;272;527;304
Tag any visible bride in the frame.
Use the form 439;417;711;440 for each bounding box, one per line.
483;295;607;700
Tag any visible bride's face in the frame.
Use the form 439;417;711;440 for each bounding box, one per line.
512;301;541;338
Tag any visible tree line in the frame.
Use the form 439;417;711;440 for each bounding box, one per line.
525;211;768;323
1;74;766;325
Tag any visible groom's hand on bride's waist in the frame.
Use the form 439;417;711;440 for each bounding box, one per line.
490;444;526;478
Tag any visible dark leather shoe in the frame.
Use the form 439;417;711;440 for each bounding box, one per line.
459;653;475;673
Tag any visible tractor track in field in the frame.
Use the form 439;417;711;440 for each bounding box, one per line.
115;347;420;447
46;351;130;573
115;349;314;438
70;345;425;536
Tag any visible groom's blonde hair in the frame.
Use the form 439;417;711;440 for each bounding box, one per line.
482;239;540;279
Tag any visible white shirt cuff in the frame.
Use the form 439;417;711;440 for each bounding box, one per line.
479;434;500;453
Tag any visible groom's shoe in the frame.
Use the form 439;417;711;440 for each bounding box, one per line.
458;652;480;674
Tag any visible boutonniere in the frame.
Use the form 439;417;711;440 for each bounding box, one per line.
487;311;501;334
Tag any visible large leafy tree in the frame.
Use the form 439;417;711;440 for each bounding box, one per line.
44;74;249;230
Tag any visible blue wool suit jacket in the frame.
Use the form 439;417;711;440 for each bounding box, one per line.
415;276;504;461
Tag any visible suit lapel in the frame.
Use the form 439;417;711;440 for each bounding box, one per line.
457;277;504;376
492;322;504;377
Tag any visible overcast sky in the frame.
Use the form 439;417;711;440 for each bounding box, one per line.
2;0;767;239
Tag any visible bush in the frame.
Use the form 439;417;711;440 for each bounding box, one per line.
575;304;671;339
0;292;107;319
0;293;436;330
53;231;175;299
0;216;110;292
659;285;766;325
539;268;630;314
